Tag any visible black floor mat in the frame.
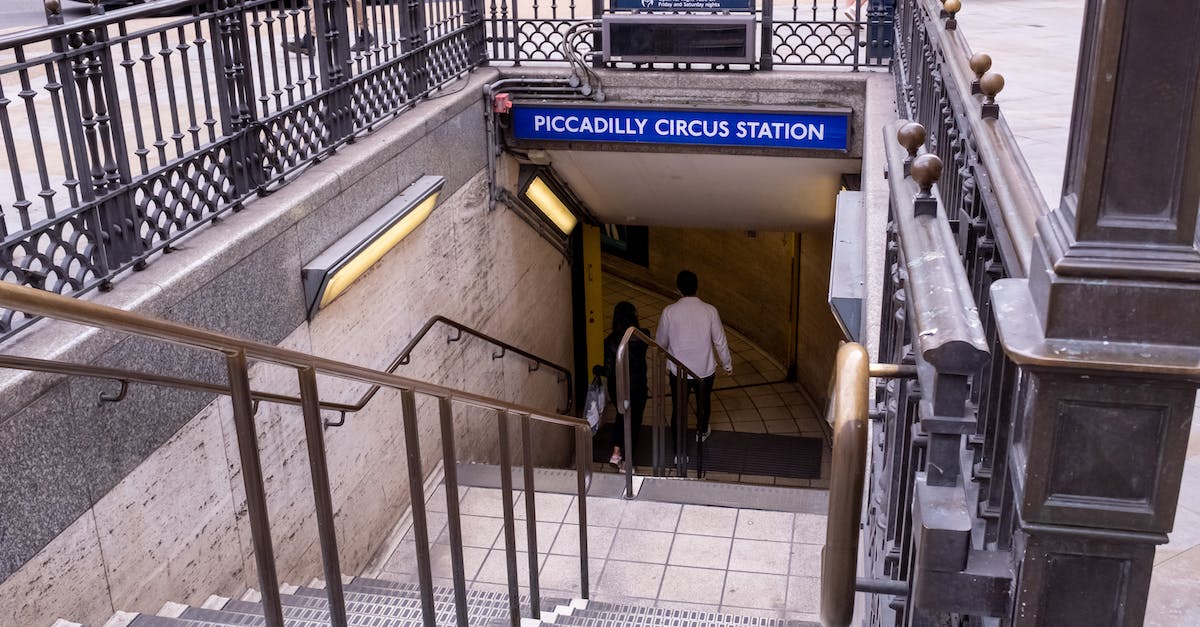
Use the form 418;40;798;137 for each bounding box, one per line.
592;423;823;480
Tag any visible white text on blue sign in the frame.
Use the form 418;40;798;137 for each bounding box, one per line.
511;106;850;151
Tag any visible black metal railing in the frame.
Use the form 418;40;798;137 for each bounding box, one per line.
340;314;575;421
485;0;892;68
859;0;1056;622
0;0;485;339
0;279;592;627
0;0;898;345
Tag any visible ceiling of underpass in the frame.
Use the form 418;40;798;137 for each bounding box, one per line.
539;149;858;231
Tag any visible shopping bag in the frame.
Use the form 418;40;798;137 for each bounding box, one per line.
583;375;606;433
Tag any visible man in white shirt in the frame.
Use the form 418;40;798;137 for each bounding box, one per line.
655;270;733;446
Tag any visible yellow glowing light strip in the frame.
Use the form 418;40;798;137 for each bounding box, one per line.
526;176;578;234
319;192;439;309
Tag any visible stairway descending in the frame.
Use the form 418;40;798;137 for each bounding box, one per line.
97;576;559;627
92;575;817;626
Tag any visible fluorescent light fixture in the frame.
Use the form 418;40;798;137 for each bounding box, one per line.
524;175;579;234
302;175;445;319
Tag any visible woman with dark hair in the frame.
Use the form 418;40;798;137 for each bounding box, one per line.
604;301;649;467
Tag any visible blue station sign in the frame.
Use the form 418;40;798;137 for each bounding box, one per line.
510;104;850;152
611;0;753;11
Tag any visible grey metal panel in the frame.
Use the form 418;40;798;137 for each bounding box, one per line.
829;191;865;343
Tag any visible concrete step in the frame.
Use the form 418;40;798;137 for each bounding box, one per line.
456;462;828;513
115;572;821;626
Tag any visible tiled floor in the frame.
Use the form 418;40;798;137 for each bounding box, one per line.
378;485;828;623
600;275;832;487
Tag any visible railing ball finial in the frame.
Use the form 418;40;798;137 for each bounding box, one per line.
896;122;927;177
43;0;63;23
980;72;1005;119
911;153;942;217
969;53;992;94
943;0;960;29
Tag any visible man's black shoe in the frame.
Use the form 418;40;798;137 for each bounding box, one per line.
284;35;314;56
352;29;375;52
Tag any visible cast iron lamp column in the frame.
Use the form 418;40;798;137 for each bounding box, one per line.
990;0;1200;624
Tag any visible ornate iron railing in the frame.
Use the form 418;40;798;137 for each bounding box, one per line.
485;0;892;68
0;0;896;343
861;0;1055;623
0;0;485;338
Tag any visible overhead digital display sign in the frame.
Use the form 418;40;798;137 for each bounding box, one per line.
510;104;851;152
611;0;753;11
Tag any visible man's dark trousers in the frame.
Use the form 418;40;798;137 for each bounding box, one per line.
669;373;716;448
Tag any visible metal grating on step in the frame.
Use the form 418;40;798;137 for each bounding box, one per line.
549;600;821;627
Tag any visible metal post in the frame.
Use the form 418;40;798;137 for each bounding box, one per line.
674;373;687;477
987;2;1200;624
759;11;773;71
438;397;470;626
399;389;437;626
618;339;635;499
497;411;521;627
521;415;542;616
224;351;284;627
590;0;604;68
574;425;591;599
313;0;352;143
209;0;262;196
656;353;666;477
50;29;111;283
403;0;430;96
296;367;348;627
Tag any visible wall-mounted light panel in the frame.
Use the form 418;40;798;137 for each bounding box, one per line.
302;175;445;319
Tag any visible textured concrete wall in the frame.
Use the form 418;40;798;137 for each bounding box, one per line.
0;69;578;626
795;231;844;409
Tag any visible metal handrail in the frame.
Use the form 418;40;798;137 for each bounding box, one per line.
613;326;704;499
820;342;870;627
820;346;919;627
914;0;1051;275
0;281;591;627
885;121;991;370
0;314;574;421
379;315;574;414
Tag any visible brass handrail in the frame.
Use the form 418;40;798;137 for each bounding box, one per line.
821;345;920;626
0;283;587;428
614;326;705;498
821;342;871;627
371;315;574;415
0;314;574;420
0;281;592;627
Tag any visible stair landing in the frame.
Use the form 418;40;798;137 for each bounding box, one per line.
367;466;829;624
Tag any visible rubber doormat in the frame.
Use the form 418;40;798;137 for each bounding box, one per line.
593;424;823;480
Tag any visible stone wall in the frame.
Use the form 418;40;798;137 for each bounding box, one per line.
795;230;844;409
0;69;579;626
